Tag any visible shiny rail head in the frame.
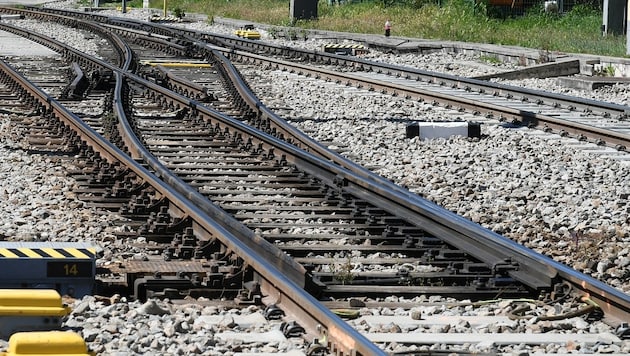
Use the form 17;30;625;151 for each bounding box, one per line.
1;331;93;356
0;289;71;340
0;242;100;298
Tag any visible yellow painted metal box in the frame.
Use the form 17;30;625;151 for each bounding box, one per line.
234;29;261;39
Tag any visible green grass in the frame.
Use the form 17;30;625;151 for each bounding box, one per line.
132;0;627;57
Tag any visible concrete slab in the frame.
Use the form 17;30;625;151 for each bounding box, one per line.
557;75;630;90
474;59;580;80
193;313;268;329
406;121;481;140
0;14;24;19
0;29;58;56
215;329;287;343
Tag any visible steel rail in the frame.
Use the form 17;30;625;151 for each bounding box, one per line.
153;64;210;101
151;44;558;288
191;27;630;120
108;32;549;298
100;23;195;58
0;9;311;305
41;6;630;120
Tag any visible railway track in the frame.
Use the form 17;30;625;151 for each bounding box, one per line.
0;14;384;355
1;5;630;355
20;5;630;151
215;44;630;153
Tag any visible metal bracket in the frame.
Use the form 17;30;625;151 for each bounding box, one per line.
281;321;305;337
263;304;285;320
